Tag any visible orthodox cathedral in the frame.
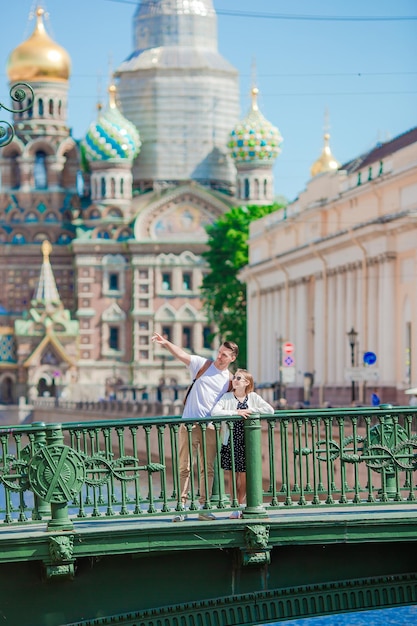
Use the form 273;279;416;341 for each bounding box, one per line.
0;1;283;403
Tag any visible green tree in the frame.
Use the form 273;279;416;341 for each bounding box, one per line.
201;203;285;367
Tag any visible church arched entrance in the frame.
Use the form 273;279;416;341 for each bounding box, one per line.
0;376;14;404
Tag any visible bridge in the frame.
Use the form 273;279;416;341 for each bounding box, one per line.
1;405;417;625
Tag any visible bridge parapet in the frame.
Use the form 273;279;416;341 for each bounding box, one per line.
1;405;417;527
1;405;417;625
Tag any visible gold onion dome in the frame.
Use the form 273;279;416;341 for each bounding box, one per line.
310;133;340;178
7;7;71;83
228;87;283;163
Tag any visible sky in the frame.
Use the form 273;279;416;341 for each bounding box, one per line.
1;0;416;202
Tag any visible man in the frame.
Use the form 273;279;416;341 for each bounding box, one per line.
151;332;238;521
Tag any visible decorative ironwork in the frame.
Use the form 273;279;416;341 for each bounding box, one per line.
0;82;34;147
28;444;86;504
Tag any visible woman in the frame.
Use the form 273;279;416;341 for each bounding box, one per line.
211;369;274;518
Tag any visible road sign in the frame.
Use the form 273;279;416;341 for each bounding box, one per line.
345;367;379;382
283;342;294;354
363;351;377;365
281;367;295;383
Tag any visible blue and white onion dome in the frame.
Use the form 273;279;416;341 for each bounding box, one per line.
82;84;141;162
228;87;282;163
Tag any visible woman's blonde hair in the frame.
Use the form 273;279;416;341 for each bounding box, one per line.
236;369;254;394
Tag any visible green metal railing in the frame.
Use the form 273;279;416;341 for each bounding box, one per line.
1;405;416;529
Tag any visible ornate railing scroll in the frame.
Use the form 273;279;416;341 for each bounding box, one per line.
0;82;34;147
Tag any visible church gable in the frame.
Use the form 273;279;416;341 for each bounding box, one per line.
132;185;232;242
24;334;76;368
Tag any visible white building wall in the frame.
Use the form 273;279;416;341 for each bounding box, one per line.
242;131;417;406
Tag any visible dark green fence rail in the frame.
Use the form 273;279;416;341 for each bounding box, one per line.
1;405;417;528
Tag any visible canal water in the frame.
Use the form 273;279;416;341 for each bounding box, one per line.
262;604;417;625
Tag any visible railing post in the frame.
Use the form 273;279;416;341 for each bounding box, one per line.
30;422;50;521
243;414;267;518
45;425;74;531
28;423;85;532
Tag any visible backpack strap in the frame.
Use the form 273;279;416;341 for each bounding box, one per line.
183;359;213;407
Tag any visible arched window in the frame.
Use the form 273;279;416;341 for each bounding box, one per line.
111;178;116;196
263;179;268;197
58;100;62;116
27;98;33;118
11;154;20;189
34;151;48;189
49;99;53;115
101;177;106;198
244;178;250;199
120;178;124;196
38;99;44;116
76;171;84;196
254;179;260;200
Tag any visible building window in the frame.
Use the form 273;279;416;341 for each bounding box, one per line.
162;326;172;342
109;326;120;350
139;350;149;360
139;299;148;308
139;270;148;279
102;254;126;296
109;273;119;291
139;336;148;345
162;272;172;290
34;151;48;189
139;284;149;293
203;326;213;349
182;272;192;290
182;326;192;350
139;321;149;330
244;178;250;199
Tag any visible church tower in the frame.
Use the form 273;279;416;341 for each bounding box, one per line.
0;6;78;325
228;87;282;205
5;7;78;199
115;0;239;194
82;83;141;212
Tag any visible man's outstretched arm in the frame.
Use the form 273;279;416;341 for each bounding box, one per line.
151;332;192;366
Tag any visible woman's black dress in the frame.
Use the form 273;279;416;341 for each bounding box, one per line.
220;396;248;472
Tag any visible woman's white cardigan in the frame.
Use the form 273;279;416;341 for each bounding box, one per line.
211;391;274;445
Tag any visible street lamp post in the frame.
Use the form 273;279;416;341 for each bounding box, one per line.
277;336;283;401
347;327;358;403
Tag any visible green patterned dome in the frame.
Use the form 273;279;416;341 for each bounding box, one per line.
83;85;141;162
228;87;282;164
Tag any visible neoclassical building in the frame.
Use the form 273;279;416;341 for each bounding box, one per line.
0;2;282;402
242;128;417;407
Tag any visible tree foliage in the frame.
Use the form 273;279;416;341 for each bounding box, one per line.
201;203;285;367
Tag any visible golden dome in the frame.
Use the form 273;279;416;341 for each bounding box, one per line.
7;7;71;84
310;133;340;178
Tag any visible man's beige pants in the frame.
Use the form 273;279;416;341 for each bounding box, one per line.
178;423;216;505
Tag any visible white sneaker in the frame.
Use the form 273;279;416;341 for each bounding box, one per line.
172;514;188;522
198;512;217;521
